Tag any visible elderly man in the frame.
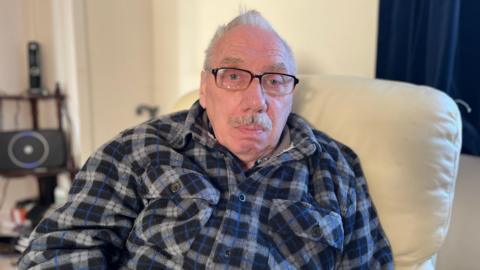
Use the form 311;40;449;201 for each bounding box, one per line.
19;10;393;269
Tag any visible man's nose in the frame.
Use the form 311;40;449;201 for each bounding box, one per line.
242;78;267;112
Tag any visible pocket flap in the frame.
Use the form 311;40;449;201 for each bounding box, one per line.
269;199;344;249
144;167;220;205
135;196;215;256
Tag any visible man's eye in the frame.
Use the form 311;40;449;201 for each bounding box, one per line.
269;79;279;85
266;75;285;86
229;74;239;80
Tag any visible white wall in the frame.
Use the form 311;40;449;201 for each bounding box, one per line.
81;0;154;157
0;0;28;95
153;0;380;112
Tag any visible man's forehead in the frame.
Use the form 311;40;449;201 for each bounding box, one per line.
210;25;295;73
219;56;289;72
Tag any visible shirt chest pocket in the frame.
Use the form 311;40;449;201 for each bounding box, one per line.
133;169;220;256
267;199;344;267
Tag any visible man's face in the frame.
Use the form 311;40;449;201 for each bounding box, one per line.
199;25;295;168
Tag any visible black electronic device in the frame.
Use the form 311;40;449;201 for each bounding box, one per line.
0;129;66;172
28;41;43;95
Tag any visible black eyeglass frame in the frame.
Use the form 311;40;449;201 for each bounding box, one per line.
210;67;300;96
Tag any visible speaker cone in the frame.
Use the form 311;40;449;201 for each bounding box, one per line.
7;131;49;169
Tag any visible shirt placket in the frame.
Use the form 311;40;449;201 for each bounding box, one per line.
205;150;251;269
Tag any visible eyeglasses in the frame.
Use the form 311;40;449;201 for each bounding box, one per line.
210;67;299;96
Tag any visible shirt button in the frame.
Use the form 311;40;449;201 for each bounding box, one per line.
169;182;182;193
224;249;231;257
238;193;246;202
311;224;323;238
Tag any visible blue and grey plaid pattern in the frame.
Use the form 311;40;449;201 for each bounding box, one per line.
18;102;393;269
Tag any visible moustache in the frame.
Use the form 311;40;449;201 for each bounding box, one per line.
228;114;272;131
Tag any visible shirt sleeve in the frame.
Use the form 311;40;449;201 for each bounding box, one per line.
17;137;143;270
336;145;394;269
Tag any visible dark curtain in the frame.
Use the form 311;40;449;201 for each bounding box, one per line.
376;0;480;156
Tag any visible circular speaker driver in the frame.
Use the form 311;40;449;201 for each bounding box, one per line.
7;131;49;169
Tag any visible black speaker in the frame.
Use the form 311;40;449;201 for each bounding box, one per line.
28;41;43;95
0;130;67;172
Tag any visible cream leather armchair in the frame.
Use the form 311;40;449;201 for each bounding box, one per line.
172;75;462;269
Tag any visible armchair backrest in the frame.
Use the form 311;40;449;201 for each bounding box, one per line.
172;75;462;269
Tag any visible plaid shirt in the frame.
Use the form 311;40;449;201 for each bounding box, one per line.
19;102;393;269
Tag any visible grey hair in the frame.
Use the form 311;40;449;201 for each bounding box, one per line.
203;10;296;73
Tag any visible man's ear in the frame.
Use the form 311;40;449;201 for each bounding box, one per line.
199;70;207;108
